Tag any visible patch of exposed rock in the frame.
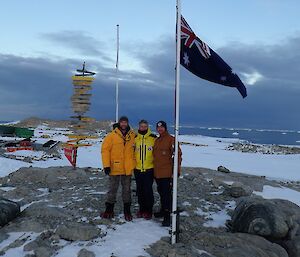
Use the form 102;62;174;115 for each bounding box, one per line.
56;222;101;241
78;248;96;257
148;167;299;257
0;166;299;256
16;117;112;133
227;142;300;155
223;182;253;198
228;197;300;257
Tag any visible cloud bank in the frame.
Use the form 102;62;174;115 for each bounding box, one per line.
0;31;299;129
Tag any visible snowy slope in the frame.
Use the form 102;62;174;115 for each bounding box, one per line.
254;185;300;206
55;220;168;257
179;135;300;181
0;129;299;181
0;221;168;257
0;127;299;257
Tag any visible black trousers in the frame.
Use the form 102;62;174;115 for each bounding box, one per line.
134;169;154;213
155;177;172;212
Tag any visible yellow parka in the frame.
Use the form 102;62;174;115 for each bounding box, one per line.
135;129;156;172
101;127;136;176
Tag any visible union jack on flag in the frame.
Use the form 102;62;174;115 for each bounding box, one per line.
181;16;211;59
179;15;247;98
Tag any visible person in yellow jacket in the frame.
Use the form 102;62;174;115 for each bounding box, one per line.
101;116;135;221
134;120;156;220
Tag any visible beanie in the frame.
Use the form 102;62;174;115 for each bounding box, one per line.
139;119;148;125
119;116;129;123
156;120;167;130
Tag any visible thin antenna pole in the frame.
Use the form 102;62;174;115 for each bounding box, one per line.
115;24;120;123
171;0;181;245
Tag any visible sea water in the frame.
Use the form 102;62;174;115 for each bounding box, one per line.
1;121;299;146
179;126;300;146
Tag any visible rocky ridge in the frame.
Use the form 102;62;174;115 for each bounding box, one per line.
0;166;299;256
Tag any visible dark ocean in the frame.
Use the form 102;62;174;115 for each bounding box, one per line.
178;126;300;146
1;121;299;146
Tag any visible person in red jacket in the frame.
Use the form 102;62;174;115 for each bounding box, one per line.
153;121;182;226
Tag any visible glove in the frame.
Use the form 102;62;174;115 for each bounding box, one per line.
104;167;111;175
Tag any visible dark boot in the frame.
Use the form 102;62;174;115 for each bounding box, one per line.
136;210;144;218
100;202;114;219
162;210;171;227
154;209;164;218
124;203;133;221
143;212;152;220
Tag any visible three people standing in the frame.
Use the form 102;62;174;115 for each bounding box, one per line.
101;117;182;226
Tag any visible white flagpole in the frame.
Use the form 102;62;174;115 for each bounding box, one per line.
171;0;181;245
115;24;120;123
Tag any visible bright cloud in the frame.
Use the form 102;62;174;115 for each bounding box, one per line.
241;71;263;85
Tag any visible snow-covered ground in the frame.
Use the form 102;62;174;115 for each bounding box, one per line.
195;200;236;228
33;125;70;143
0;221;168;257
0;158;31;177
0;121;20;125
6;150;45;159
0;126;300;257
179;135;300;181
0;128;299;181
254;185;300;207
55;220;168;257
0;232;39;256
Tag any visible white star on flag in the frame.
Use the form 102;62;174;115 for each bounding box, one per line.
220;76;227;81
183;52;190;66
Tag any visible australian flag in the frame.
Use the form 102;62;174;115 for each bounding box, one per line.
180;16;247;98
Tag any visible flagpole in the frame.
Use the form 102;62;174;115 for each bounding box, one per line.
171;0;181;245
115;24;120;123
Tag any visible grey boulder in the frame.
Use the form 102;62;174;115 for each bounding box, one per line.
194;232;288;257
56;222;101;241
278;236;300;257
0;197;20;227
228;197;300;240
224;182;253;198
217;166;230;173
78;248;96;257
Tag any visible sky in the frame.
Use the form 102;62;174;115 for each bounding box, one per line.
0;0;300;129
